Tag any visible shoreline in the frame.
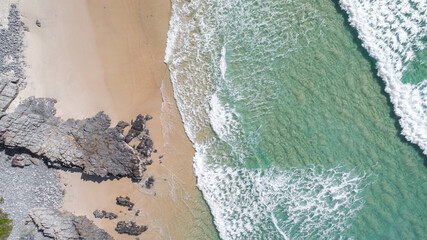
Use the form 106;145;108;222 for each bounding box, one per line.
15;0;215;239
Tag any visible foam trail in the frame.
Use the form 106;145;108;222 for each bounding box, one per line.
339;0;427;154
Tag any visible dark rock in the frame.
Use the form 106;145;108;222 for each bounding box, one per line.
125;114;147;143
136;135;154;158
93;210;103;218
153;149;157;153
145;176;154;189
29;208;112;239
35;20;41;27
135;209;140;216
93;210;118;220
142;159;152;165
115;221;147;236
144;114;152;120
159;155;163;159
116;196;134;211
0;97;151;181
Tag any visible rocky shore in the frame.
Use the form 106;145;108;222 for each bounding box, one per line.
0;4;155;239
0;97;154;182
29;208;112;240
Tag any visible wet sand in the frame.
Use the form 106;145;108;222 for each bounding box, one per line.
16;0;215;239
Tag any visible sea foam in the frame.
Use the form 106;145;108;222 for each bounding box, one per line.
165;0;371;239
193;147;369;239
339;0;427;154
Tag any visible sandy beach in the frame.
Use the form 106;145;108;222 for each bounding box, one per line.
15;0;215;239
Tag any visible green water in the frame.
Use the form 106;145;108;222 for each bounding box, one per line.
218;0;426;238
402;48;427;85
167;0;427;239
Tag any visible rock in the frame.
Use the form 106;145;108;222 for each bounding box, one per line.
29;208;112;240
115;221;147;236
0;97;155;181
93;210;118;220
125;114;147;143
10;154;35;167
142;159;153;165
145;176;154;189
93;210;104;218
35;20;41;27
116;196;134;210
135;209;140;216
136;135;154;158
0;4;26;112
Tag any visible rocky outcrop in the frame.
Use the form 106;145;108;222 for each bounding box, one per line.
29;208;112;240
115;221;147;236
116;196;134;211
145;176;155;189
93;210;118;220
0;97;155;181
0;4;27;111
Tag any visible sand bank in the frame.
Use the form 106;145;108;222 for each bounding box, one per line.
16;0;215;239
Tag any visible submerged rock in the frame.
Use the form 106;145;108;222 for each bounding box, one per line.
29;208;112;240
0;97;155;181
115;221;147;236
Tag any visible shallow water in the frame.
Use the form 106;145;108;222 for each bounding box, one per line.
166;0;426;239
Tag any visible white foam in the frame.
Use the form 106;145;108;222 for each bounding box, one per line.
220;45;227;80
165;0;372;238
209;93;239;142
193;147;369;239
339;0;427;154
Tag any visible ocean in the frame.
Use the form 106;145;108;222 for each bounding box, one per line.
165;0;426;239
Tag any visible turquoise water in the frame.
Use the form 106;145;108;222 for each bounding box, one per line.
166;0;427;239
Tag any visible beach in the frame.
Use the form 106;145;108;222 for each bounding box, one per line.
15;0;215;239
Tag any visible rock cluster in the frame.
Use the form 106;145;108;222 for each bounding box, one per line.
124;114;154;158
10;153;39;167
115;221;148;236
0;4;26;111
0;97;155;181
116;196;134;211
93;210;118;220
29;208;112;239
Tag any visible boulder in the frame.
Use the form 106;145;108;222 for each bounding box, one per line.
115;221;147;236
116;196;134;211
29;208;112;240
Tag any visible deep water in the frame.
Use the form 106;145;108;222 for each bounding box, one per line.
166;0;427;239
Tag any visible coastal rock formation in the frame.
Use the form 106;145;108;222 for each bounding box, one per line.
0;4;26;111
0;97;155;181
29;208;112;240
115;221;147;236
93;210;118;220
116;196;134;211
